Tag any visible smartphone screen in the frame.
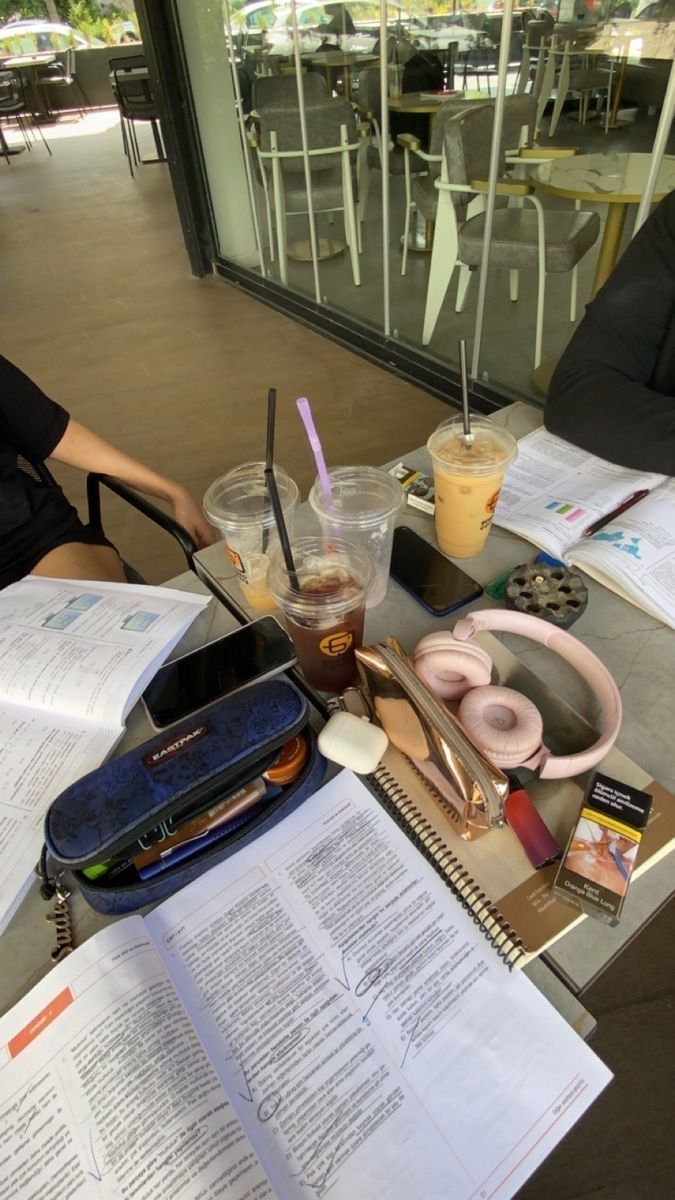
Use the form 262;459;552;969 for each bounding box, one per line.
142;616;296;728
390;526;483;615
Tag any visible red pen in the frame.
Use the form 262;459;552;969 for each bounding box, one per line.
583;489;650;538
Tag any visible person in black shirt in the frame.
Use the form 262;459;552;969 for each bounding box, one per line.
544;190;675;475
0;354;215;589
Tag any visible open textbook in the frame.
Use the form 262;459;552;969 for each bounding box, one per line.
493;426;675;628
0;576;209;936
0;772;611;1200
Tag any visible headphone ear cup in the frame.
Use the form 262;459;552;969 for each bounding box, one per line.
458;686;544;767
412;635;493;701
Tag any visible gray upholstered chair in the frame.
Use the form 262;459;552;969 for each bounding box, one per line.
422;104;600;367
536;36;614;138
257;97;361;286
355;66;426;231
399;94;538;277
252;73;328;112
516;19;552;99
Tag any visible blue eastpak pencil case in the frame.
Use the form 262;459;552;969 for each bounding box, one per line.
43;677;326;915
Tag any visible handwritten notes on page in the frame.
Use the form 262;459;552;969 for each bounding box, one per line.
0;919;274;1200
0;771;611;1198
150;772;612;1200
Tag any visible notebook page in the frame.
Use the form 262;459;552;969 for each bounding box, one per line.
494;427;664;559
148;771;611;1200
0;708;121;937
0;577;209;727
570;478;675;628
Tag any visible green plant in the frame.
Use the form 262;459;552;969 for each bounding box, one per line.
64;0;138;44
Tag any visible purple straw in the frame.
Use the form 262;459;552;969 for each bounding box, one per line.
296;396;336;515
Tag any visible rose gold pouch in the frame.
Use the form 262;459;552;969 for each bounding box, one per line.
355;636;508;839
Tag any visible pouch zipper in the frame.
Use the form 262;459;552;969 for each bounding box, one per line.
76;728;319;895
59;708;310;871
377;644;505;826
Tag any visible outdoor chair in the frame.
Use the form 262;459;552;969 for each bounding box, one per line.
354;65;426;233
536;37;615;138
252;73;328;112
0;68;52;162
109;54;166;178
35;49;89;120
14;456;198;587
419;103;600;367
399;93;538;277
516;19;552;99
255;96;362;287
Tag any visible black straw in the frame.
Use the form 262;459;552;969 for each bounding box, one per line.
459;339;472;443
264;388;299;589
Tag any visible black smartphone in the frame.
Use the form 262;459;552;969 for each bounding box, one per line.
390;526;483;617
142;616;296;729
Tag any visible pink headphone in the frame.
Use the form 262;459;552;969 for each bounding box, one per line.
412;610;622;780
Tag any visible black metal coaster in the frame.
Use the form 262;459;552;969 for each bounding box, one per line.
504;563;588;629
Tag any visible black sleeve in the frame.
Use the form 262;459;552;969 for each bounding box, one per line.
544;191;675;476
0;355;70;463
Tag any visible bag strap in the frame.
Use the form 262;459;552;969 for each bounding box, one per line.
35;845;75;963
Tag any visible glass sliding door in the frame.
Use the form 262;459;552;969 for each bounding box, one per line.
172;0;674;408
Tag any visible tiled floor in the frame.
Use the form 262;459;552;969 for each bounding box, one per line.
0;108;448;583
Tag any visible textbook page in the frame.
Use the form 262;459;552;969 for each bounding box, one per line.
569;478;675;628
0;576;209;728
494;427;665;559
0;918;275;1200
149;771;612;1200
0;708;121;936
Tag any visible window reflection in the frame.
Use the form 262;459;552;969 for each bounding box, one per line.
183;1;673;408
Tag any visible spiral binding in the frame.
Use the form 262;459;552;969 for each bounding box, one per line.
370;762;527;970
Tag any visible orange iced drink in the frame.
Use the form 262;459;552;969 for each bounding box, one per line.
427;416;517;558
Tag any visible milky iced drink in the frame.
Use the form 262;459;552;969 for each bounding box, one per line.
427;416;517;557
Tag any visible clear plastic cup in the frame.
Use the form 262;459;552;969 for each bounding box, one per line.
203;463;300;612
267;537;372;693
308;467;403;607
427;415;517;558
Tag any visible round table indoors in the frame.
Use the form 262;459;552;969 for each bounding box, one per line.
532;151;675;296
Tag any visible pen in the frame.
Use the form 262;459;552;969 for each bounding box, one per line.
583;489;650;538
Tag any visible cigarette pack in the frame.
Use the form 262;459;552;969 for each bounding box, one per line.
389;462;435;516
553;772;652;926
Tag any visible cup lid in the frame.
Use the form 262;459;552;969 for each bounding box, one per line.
267;536;373;619
427;415;517;476
309;466;403;524
203;462;299;527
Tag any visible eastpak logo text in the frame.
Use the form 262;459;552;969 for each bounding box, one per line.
143;724;210;768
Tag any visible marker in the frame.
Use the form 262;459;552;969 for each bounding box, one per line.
583;490;649;538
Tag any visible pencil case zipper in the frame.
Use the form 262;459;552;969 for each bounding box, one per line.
74;725;319;897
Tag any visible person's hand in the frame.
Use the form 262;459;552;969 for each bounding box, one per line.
171;488;216;550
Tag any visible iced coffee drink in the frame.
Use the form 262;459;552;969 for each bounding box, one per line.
267;539;372;693
427;416;517;558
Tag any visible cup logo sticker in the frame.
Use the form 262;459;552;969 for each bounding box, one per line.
485;490;500;516
226;544;247;580
320;630;353;657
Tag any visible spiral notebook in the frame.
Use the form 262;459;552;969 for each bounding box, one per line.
368;741;675;972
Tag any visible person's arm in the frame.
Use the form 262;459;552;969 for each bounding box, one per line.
544;192;675;475
50;419;216;549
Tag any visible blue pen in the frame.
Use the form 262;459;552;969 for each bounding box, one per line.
137;785;281;879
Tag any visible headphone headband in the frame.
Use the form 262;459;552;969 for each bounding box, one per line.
451;610;622;778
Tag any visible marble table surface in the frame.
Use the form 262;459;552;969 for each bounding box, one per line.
533;152;675;203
